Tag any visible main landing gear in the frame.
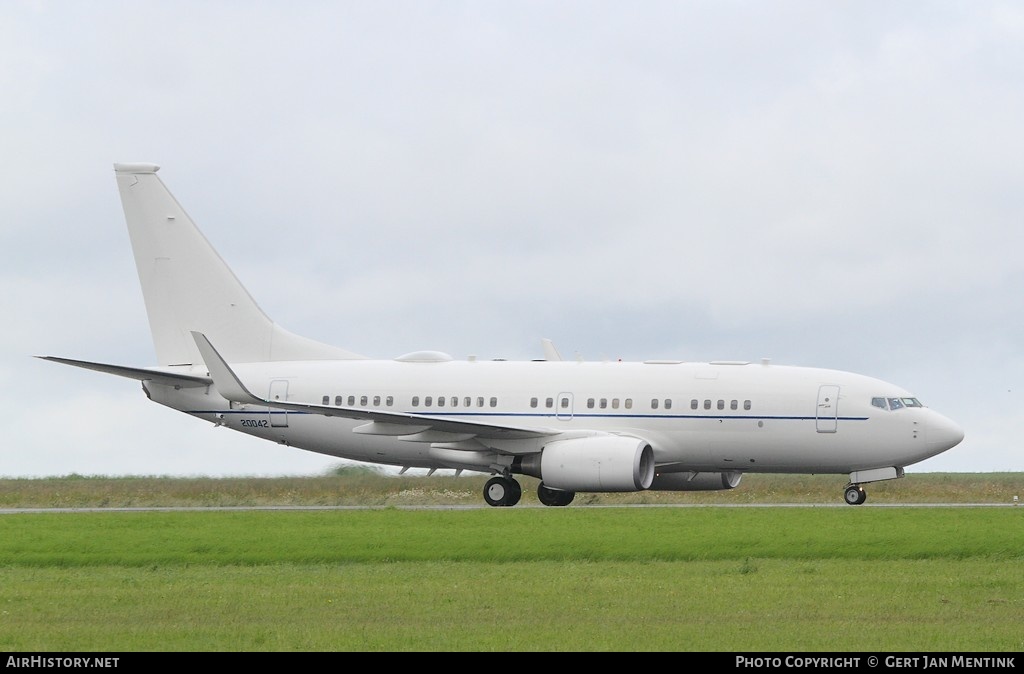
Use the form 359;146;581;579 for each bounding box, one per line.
482;476;576;507
537;483;575;507
483;476;522;507
844;483;867;505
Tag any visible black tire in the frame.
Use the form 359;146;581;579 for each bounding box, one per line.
484;477;508;507
506;479;522;507
538;483;575;507
844;485;866;506
484;477;521;507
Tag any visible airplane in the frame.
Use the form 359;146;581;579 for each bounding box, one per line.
38;162;965;507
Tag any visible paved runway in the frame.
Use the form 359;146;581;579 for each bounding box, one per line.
1;502;1018;514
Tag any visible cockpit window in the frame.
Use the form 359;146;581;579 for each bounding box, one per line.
872;396;924;411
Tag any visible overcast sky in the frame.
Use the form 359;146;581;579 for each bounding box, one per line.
3;1;1022;479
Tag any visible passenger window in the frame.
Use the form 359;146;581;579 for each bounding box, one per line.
730;400;738;410
651;399;659;410
588;398;595;409
530;397;538;408
744;400;751;410
600;398;607;409
451;397;458;407
477;397;485;407
386;396;394;406
612;398;619;409
490;397;498;407
625;398;633;409
412;396;420;407
322;396;329;405
425;396;433;407
704;399;711;410
717;400;724;410
561;397;569;409
546;397;554;408
437;396;445;407
665;399;672;410
347;396;355;406
360;396;368;406
691;399;698;410
464;397;471;407
335;395;343;406
373;395;381;406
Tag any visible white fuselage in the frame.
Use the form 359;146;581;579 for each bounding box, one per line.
144;356;963;476
43;163;966;507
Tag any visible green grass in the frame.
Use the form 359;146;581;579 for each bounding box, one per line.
3;559;1019;651
1;506;1022;652
3;508;1022;565
1;470;1021;508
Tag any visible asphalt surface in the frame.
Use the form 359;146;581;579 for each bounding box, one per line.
1;502;1019;514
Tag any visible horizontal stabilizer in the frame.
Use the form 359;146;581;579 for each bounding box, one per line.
36;356;212;388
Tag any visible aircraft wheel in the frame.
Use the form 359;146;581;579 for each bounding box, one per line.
484;476;521;507
844;484;867;506
507;479;522;506
537;483;575;507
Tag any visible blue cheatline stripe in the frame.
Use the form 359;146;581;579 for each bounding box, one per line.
186;408;869;423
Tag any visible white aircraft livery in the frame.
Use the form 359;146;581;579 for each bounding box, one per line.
39;163;965;507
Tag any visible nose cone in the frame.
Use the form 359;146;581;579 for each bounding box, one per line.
929;412;965;454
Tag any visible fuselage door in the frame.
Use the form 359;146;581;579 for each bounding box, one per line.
816;385;839;433
556;392;574;421
269;379;289;428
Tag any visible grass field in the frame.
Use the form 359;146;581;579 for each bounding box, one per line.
1;469;1021;508
1;472;1021;652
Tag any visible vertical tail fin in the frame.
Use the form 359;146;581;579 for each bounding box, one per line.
113;163;363;366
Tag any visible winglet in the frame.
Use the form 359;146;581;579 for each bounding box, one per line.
541;338;563;361
191;331;265;405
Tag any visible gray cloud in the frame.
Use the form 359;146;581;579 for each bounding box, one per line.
4;1;1022;477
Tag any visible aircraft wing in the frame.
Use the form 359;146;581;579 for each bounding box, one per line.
191;332;554;442
36;356;213;388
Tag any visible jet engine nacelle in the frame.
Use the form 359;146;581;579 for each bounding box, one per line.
518;436;655;492
648;471;743;491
